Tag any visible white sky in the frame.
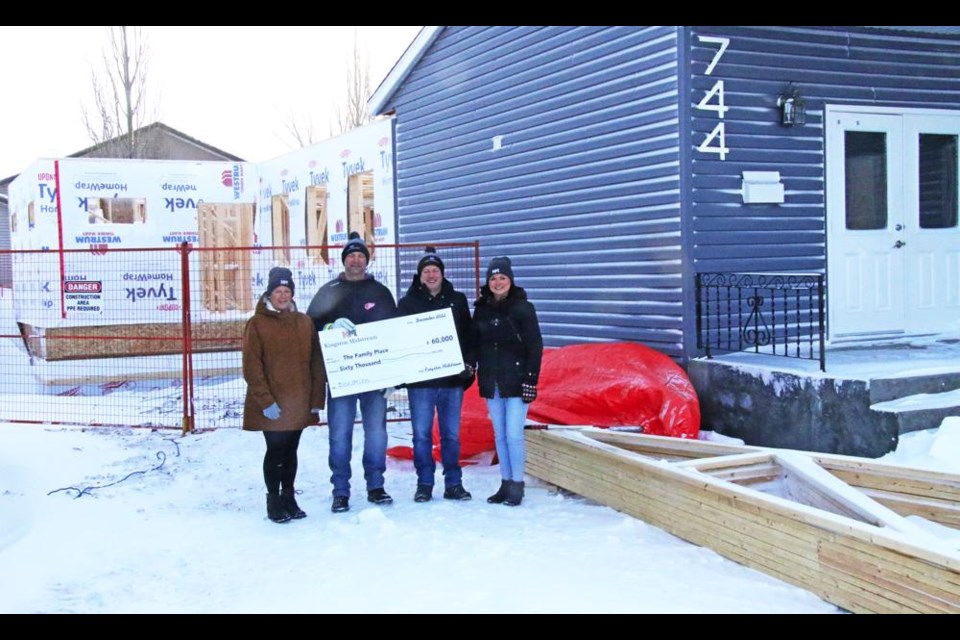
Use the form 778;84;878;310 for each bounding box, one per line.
0;26;423;179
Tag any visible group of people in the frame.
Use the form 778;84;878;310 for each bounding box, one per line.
242;232;544;522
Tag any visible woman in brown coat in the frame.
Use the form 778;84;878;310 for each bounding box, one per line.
243;267;326;523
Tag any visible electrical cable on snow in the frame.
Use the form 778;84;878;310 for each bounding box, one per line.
47;437;181;499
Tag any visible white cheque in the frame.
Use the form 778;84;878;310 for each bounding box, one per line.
319;308;464;398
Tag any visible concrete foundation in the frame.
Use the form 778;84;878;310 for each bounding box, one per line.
688;358;900;458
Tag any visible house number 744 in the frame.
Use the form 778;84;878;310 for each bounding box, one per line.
696;35;730;161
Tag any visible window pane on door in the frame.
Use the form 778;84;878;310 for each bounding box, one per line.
845;131;888;230
919;133;958;229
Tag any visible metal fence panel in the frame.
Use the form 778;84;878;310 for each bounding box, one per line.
0;242;480;430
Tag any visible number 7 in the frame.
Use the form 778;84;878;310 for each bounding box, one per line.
698;35;729;76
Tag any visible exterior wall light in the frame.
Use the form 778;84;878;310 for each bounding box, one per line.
777;85;806;126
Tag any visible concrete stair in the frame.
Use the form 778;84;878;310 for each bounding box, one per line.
690;351;960;458
870;373;960;436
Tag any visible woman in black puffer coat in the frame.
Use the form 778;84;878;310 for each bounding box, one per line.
471;256;543;507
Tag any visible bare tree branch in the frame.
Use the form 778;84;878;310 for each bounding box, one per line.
283;110;319;148
279;28;374;148
82;26;158;158
332;32;373;135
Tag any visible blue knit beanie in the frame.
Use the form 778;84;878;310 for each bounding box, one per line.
266;267;294;297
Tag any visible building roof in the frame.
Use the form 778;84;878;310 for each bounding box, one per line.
66;121;245;163
0;121;245;191
368;26;960;117
369;27;441;116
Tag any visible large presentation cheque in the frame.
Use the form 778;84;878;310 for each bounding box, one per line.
319;308;464;398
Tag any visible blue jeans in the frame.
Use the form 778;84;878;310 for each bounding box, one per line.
408;386;464;488
485;387;529;482
326;389;388;497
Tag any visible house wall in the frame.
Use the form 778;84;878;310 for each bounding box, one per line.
256;118;398;296
385;26;688;359
7;158;257;327
384;26;960;364
688;25;960;270
684;26;960;353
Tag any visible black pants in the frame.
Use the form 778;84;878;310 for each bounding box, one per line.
262;429;303;494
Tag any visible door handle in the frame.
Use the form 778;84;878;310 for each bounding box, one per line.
894;240;906;249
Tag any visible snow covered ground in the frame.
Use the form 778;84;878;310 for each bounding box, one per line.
2;417;959;614
3;293;959;613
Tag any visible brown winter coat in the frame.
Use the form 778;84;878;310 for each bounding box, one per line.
242;296;326;431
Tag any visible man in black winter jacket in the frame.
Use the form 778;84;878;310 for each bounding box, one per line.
397;247;476;503
307;232;397;513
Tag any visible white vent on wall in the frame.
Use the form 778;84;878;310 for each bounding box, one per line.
741;171;784;204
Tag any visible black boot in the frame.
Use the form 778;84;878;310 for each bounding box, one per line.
414;484;433;503
443;484;472;501
266;492;292;523
503;481;525;507
486;480;512;504
281;489;307;519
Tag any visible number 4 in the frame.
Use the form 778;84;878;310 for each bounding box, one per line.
696;80;728;119
697;123;728;161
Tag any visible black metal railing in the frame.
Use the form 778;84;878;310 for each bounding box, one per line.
695;272;825;371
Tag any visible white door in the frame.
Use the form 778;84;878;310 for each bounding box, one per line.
903;114;960;333
826;107;960;341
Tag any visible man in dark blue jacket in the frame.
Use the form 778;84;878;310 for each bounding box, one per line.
307;232;397;513
397;247;476;503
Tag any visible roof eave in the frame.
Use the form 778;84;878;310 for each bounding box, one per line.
369;26;444;116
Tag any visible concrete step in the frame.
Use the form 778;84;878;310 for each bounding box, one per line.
871;388;960;435
869;372;960;403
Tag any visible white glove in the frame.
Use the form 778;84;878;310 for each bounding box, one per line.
327;317;356;332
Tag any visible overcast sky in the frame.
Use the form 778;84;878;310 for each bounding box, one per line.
0;26;423;179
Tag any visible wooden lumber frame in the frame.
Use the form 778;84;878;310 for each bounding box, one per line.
305;185;329;265
198;202;254;314
525;427;960;614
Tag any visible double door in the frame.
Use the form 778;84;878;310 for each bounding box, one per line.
826;107;960;340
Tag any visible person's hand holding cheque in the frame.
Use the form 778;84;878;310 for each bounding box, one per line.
318;310;464;398
325;317;356;333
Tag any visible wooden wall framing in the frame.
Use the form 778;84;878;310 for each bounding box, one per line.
347;171;375;260
305;185;329;265
197;202;254;313
270;194;291;264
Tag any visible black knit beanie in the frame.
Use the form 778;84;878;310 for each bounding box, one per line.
417;246;445;276
341;231;370;263
485;256;514;282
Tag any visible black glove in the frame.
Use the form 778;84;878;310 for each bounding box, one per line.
521;383;537;404
459;365;476;391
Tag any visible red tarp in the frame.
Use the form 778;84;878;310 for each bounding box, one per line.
387;342;700;462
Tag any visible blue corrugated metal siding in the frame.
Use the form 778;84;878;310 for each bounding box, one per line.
685;26;960;355
387;26;686;358
688;25;960;273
